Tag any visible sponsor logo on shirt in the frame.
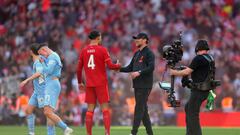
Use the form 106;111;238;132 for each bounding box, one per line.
139;56;144;62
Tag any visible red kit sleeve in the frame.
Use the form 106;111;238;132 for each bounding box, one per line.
77;50;84;83
103;48;120;70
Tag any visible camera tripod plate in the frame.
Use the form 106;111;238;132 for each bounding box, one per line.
159;82;171;91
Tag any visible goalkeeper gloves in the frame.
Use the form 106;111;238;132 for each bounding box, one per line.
206;90;216;111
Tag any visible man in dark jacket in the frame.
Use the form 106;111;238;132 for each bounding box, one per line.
120;33;155;135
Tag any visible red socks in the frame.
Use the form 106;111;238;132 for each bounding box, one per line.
102;109;111;135
85;111;94;135
86;110;111;135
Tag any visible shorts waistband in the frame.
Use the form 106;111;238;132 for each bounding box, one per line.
46;77;59;81
52;77;59;80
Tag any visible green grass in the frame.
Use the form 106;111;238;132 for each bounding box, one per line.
0;126;240;135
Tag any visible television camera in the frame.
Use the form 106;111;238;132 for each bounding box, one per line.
159;32;183;107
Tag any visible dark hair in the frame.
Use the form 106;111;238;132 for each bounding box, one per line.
30;43;39;55
37;42;48;51
195;39;209;53
88;30;101;40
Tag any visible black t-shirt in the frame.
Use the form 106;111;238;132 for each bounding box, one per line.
189;54;210;83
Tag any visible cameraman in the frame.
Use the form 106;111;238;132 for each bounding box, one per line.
170;40;213;135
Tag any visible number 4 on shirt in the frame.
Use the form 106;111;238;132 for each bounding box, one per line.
88;54;95;69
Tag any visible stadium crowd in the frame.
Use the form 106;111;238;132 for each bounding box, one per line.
0;0;240;126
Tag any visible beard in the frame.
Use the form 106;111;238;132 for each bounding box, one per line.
136;44;142;48
98;40;102;45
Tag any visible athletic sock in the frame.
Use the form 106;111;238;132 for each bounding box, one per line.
102;109;111;135
47;125;56;135
85;111;94;135
56;120;67;130
27;114;35;134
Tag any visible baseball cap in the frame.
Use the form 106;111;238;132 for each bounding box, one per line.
88;30;101;40
132;33;149;41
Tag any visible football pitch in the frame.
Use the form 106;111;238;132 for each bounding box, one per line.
1;126;240;135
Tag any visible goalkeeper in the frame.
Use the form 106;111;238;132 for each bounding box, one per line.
170;40;218;135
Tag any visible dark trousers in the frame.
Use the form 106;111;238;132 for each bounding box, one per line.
185;90;209;135
131;88;153;135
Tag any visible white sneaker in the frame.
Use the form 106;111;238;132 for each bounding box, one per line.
64;127;73;135
28;132;35;135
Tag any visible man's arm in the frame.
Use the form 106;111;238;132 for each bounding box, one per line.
20;72;41;87
76;52;86;91
77;52;84;84
170;67;193;76
102;48;121;70
119;56;134;73
105;59;121;70
20;62;43;87
170;55;200;76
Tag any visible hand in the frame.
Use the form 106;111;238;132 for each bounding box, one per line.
116;60;121;67
115;60;121;72
20;80;28;88
79;83;85;91
39;57;44;63
130;71;140;79
114;69;120;72
116;60;120;65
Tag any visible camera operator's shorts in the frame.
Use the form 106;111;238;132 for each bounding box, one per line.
85;85;110;104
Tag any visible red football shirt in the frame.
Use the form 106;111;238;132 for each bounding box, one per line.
77;45;120;87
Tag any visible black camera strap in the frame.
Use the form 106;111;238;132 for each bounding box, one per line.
202;54;215;80
202;54;214;63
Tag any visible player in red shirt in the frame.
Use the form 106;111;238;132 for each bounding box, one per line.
77;30;121;135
